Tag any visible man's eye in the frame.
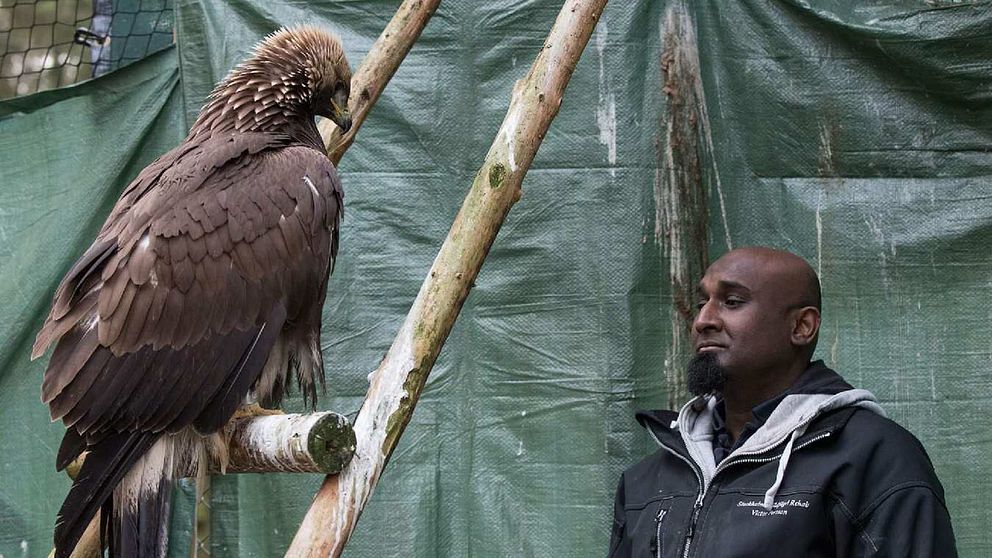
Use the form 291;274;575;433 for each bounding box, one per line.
695;300;707;311
725;297;744;307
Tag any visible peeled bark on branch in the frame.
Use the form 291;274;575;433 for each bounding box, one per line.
286;1;609;556
211;411;356;475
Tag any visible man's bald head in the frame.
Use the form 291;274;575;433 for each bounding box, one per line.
709;247;821;313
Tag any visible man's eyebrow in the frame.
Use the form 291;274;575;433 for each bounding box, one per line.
696;280;751;295
717;280;750;292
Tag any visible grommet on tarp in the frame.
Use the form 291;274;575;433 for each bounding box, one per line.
73;28;109;48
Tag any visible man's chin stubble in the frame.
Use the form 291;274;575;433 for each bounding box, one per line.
686;351;728;396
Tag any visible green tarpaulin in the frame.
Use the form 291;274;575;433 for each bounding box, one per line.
1;1;989;556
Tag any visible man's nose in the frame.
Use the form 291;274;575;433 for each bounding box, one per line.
693;300;722;333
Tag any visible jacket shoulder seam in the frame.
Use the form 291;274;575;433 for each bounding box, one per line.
854;481;947;524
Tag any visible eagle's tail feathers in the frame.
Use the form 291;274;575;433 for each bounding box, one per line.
113;436;175;558
54;431;158;558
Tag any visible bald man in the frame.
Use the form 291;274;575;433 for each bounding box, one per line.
608;247;956;557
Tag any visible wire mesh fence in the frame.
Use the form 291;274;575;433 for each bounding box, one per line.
0;0;174;100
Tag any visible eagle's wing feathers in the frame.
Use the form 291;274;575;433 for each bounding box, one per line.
39;132;341;447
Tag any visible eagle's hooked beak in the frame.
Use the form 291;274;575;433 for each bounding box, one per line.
330;95;352;133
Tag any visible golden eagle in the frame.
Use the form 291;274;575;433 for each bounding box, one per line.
32;26;352;558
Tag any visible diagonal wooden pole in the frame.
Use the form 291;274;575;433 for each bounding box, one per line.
286;1;609;556
51;1;440;556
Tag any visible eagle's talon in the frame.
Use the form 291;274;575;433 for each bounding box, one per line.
232;403;285;420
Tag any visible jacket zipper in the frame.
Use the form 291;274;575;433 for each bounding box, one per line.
648;426;833;558
646;429;705;558
655;508;667;558
711;412;830;476
681;497;702;558
715;432;832;474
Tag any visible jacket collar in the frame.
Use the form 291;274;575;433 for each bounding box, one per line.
635;401;861;463
726;359;856;427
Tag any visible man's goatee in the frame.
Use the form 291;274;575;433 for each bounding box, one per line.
686;351;727;396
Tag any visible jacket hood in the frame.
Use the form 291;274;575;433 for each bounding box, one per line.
638;361;886;511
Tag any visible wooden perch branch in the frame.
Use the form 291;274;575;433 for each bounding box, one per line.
65;411;356;479
220;411;356;475
319;0;441;165
286;1;609;556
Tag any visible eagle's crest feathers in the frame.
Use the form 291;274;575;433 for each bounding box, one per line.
191;25;352;138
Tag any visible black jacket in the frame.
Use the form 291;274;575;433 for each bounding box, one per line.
608;362;957;557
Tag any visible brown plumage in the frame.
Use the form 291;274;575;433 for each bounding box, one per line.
33;26;352;558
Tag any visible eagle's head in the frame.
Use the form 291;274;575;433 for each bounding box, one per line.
274;25;353;132
193;25;353;136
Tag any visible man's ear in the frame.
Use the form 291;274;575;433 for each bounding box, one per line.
791;306;821;348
